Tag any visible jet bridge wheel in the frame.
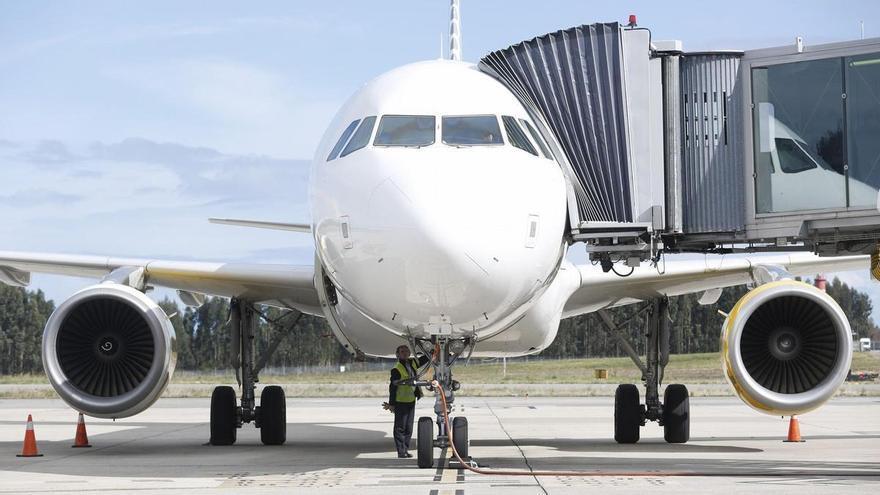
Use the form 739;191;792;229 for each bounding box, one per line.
210;386;238;446
259;385;287;445
614;384;641;444
663;384;690;444
417;416;434;468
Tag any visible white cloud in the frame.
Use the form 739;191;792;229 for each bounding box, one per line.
0;139;312;264
101;58;336;157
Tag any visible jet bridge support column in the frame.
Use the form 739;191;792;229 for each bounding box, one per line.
661;53;683;233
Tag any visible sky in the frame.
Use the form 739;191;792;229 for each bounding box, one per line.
1;0;879;320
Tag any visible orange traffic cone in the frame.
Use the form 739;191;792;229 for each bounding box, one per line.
783;415;805;443
16;414;43;457
71;412;91;448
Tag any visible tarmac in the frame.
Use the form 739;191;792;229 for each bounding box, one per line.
0;396;878;494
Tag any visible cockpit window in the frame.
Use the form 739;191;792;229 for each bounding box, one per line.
519;119;552;159
327;119;361;161
442;115;503;146
502;116;538;156
775;138;823;174
374;115;436;147
340;116;376;158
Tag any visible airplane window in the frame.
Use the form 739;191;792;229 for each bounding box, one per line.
340;116;376;157
519;119;552;159
502;116;538;156
442;115;503;145
327;119;361;161
775;138;819;173
374;115;436;147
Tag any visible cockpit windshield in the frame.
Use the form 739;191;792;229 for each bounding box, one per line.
502;116;538;156
374;115;435;147
442;115;503;146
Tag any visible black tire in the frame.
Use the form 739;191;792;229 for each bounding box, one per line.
259;385;287;445
452;416;468;459
210;386;237;445
663;384;690;444
614;384;641;444
417;416;434;468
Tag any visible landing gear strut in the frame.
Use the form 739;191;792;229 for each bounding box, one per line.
601;297;690;444
209;298;301;446
400;336;473;468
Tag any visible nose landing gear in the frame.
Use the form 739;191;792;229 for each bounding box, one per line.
402;336;473;468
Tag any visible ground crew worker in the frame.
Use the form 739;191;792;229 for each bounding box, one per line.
382;344;429;458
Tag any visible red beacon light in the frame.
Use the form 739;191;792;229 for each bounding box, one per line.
628;14;637;28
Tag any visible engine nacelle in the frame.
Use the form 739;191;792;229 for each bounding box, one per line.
42;284;176;418
722;280;852;416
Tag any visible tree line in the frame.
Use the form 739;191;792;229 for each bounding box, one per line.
0;277;875;374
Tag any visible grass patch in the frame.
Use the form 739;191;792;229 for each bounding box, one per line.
2;352;878;386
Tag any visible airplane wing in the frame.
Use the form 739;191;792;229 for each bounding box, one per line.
0;251;322;315
563;253;870;318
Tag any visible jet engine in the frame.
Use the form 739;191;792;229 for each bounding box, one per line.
42;284;176;418
721;280;852;416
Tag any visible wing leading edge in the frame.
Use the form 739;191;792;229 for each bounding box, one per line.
563;253;869;318
0;251;322;315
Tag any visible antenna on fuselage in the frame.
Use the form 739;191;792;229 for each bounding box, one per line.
449;0;462;61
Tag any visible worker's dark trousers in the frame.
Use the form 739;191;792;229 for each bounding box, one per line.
393;402;416;455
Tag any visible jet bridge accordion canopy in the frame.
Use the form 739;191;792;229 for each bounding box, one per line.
481;23;633;224
480;23;665;231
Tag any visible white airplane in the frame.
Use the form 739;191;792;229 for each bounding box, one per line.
0;2;869;468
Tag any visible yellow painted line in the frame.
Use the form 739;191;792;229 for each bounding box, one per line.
440;458;458;483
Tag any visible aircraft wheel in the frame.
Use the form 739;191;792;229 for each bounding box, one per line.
452;416;468;459
210;386;238;445
663;384;690;444
259;385;287;445
614;384;640;444
417;416;434;468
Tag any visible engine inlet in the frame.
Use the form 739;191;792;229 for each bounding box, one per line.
740;295;837;394
57;298;156;397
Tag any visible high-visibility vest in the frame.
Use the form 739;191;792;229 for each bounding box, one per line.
393;360;417;403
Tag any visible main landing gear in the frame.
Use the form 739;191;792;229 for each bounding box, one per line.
600;297;690;444
210;298;301;446
398;336;473;468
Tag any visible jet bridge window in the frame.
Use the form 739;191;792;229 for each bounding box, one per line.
845;52;880;208
441;115;503;145
340;116;376;158
502;116;538;156
374;115;435;147
752;58;846;213
754;53;880;213
327;119;361;161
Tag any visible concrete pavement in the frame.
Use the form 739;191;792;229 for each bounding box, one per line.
0;396;878;494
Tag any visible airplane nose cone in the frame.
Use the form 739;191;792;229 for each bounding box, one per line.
361;175;510;326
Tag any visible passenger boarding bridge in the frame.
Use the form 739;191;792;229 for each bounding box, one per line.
479;22;880;275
